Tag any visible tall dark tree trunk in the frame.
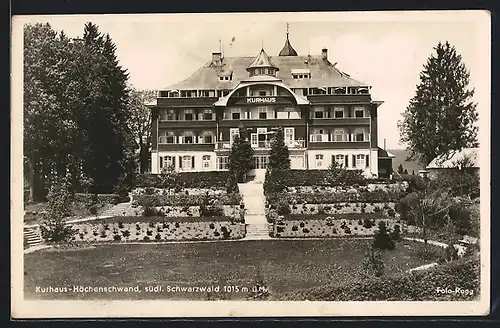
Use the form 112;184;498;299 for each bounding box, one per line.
139;141;149;173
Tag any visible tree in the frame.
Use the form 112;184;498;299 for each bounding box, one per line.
397;164;405;174
412;170;415;175
404;169;409;175
228;125;254;182
398;41;479;166
126;87;156;173
267;127;290;172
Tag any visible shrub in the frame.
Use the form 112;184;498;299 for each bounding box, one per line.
39;179;76;243
113;234;121;241
291;225;298;231
143;236;150;241
362;247;385;277
303;228;309;233
390;225;401;241
122;230;130;238
373;221;395;250
142;206;156;217
280;257;479;301
417;244;445;262
266;190;404;205
220;226;231;239
118;222;124;229
137;171;233;190
155;233;162;241
299;222;305;228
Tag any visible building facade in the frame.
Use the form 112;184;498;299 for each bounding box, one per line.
147;32;387;177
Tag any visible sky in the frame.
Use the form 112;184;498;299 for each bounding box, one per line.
14;11;490;149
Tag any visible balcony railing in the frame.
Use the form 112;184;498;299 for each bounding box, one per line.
216;139;305;150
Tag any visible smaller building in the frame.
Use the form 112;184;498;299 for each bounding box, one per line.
426;147;479;179
377;147;395;178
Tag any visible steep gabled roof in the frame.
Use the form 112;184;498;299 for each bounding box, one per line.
247;48;278;71
426;148;480;169
164;55;367;91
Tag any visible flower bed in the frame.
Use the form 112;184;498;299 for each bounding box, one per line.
131;187;227;197
73;193;125;205
267;190;405;205
141;205;243;219
69;216;245;242
272;215;403;238
285;182;408;194
287;202;398;218
133;193;242;207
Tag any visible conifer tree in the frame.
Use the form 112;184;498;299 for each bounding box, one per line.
267;127;291;172
398;41;478;166
228;125;254;182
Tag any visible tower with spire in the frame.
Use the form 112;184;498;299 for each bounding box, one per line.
279;23;298;56
246;48;279;77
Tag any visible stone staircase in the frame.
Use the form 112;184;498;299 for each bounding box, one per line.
23;226;43;247
239;176;272;240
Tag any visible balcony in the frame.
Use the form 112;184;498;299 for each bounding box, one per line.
158;137;215;151
157;97;219;107
307;94;372;104
311;117;370;126
215;139;305;151
219;118;305;128
308;141;370;149
158;120;216;128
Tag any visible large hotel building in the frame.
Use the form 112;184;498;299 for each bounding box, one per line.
147;31;394;177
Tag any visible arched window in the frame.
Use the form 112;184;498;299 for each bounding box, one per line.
334;128;345;142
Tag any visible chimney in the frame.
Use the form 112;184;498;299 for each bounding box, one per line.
321;48;328;60
384;138;387;150
212;52;222;66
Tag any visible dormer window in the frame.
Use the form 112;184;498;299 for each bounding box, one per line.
219;75;232;81
291;69;311;80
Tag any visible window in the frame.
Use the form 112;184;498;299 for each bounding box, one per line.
231;108;241;120
164;156;173;168
182;155;192;169
354;106;365;118
334;107;344;118
159;131;175;144
166;109;176;121
184;135;194;144
334;128;345;142
355;154;365;168
253;156;269;169
203;133;213;144
185;109;194;121
314;110;324;119
259;90;267;96
217;156;229;170
258;107;267;119
354;128;366;142
315;154;324;168
203;109;213;120
334;154;344;167
202;155;211;168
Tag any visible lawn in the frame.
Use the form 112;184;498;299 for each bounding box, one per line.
24;239;434;300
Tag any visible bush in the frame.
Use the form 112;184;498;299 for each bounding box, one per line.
362;247;385;277
390;225;401;241
137;171;232;190
73;193;122;205
39;179;76;243
373;221;395;250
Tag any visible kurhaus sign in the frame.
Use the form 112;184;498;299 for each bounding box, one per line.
246;97;277;104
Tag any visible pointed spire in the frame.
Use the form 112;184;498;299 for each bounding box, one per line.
279;23;298;56
246;48;279;71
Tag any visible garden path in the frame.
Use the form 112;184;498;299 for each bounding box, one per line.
239;176;271;240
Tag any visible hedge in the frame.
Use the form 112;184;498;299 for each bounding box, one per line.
278;256;480;301
136;171;234;190
73;193;125;205
267;190;406;204
133;193;242;207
